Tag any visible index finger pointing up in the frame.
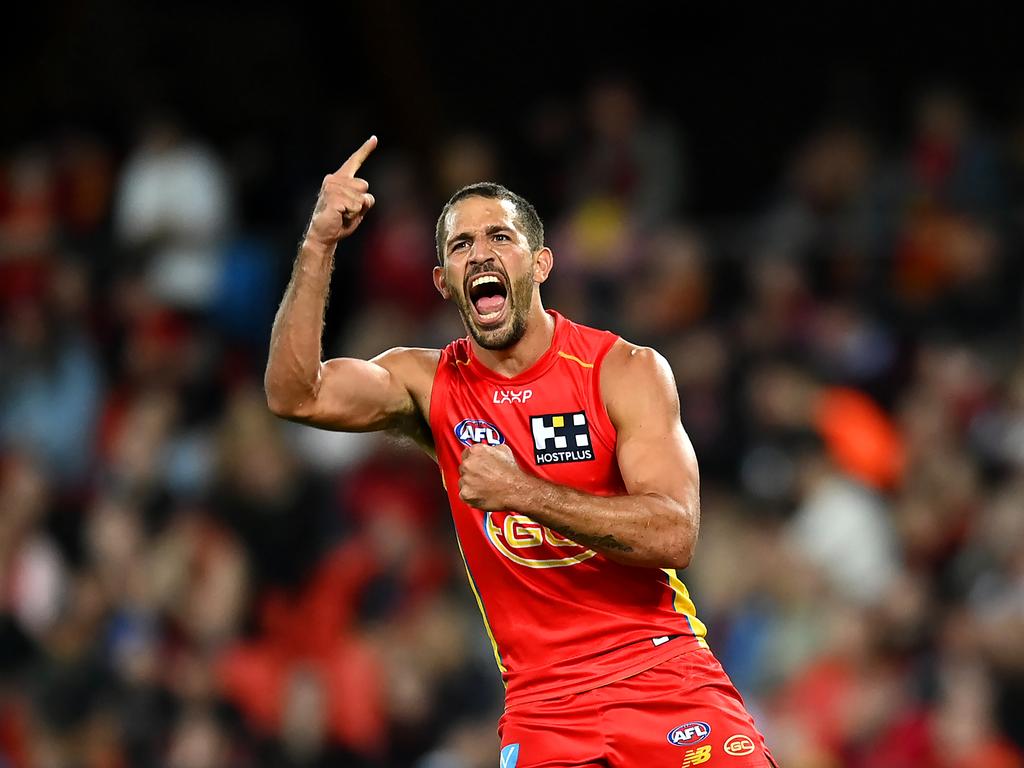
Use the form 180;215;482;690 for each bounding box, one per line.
338;135;378;177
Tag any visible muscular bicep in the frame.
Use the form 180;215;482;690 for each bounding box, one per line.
282;347;435;436
604;345;700;509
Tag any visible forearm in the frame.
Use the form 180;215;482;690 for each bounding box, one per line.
265;238;335;413
509;475;698;569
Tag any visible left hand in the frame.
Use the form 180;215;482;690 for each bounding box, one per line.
458;443;528;511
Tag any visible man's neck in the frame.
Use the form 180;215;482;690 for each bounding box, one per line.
470;300;555;378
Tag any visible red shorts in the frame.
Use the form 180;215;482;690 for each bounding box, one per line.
498;648;777;768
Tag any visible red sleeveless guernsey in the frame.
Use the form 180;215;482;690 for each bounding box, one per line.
429;310;709;707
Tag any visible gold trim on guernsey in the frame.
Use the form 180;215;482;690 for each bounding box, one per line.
457;539;508;677
557;351;594;368
661;568;711;649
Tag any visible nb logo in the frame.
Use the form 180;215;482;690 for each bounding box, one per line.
493;388;533;404
681;745;713;766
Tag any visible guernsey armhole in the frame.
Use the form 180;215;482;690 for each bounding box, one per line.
427;348;452;439
588;336;620;454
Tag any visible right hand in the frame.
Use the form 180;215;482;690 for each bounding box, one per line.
305;135;378;247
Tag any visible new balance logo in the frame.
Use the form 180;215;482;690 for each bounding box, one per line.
530;411;594;464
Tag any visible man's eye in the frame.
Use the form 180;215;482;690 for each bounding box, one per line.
451;241;468;251
493;233;510;241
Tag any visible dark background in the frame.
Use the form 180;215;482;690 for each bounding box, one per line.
8;3;1023;214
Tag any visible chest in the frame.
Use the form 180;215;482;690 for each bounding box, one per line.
435;370;621;492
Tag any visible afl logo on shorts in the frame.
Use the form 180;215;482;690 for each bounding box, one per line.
454;418;505;446
667;721;711;746
484;512;597;569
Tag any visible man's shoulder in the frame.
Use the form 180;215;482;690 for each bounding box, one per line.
372;346;442;371
601;337;668;373
371;347;443;394
599;339;676;418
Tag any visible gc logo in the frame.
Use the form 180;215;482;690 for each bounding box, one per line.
484;512;597;569
723;735;756;756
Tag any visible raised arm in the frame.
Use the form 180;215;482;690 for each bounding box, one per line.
264;136;437;444
456;340;700;568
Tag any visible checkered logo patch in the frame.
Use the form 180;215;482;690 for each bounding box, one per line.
530;411;595;464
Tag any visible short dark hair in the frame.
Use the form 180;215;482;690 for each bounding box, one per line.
435;182;544;264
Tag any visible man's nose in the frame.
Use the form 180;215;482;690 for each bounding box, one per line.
467;237;491;262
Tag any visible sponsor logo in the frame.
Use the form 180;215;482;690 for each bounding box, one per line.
454;418;505;447
723;735;756;757
681;745;713;766
484;512;597;569
500;743;520;768
530;411;594;464
493;388;533;404
667;721;711;746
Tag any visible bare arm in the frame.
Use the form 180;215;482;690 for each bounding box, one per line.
457;341;700;568
264;136;436;443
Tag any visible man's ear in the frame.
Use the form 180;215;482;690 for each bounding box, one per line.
433;265;450;299
533;247;554;284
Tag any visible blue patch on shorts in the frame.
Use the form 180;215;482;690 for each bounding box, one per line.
500;743;520;768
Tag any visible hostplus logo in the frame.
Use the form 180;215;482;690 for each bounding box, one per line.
530;411;594;464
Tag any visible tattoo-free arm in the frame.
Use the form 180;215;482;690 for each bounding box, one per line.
264;239;435;436
264;137;439;447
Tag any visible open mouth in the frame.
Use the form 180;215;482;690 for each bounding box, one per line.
466;272;509;325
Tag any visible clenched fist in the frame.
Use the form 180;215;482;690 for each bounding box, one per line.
305;135;378;248
458;443;531;511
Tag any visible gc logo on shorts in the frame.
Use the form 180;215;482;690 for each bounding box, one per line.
724;734;756;756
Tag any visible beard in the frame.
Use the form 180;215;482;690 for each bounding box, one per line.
449;270;534;350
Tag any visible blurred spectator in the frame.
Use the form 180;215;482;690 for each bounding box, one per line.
757;122;877;290
0;147;59;274
550;76;685;325
113;113;232;311
0;261;102;482
359;154;439;319
620;226;711;341
435;135;500;204
905;88;1003;214
0;455;66;641
568;76;685;229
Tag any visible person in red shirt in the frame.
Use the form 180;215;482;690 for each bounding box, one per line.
265;136;777;767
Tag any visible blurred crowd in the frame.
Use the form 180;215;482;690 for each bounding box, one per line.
2;77;1024;768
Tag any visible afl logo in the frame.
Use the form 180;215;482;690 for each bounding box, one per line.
667;721;711;746
454;419;505;446
485;512;597;569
